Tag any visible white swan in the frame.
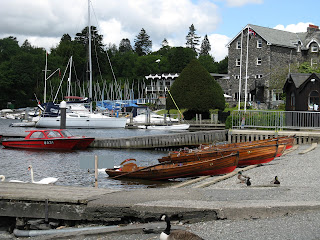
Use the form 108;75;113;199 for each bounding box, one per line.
28;165;58;184
0;174;26;183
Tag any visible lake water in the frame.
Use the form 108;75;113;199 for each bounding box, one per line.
0;119;187;190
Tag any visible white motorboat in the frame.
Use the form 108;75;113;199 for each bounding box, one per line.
36;112;127;129
130;112;179;124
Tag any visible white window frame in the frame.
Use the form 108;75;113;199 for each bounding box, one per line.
257;39;262;48
257;57;262;65
236;58;241;66
311;44;318;52
236;41;241;49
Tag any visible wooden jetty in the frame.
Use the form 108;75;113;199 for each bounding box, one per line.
91;130;227;149
228;129;320;144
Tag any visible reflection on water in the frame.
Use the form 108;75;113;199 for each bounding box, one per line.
0;119;188;190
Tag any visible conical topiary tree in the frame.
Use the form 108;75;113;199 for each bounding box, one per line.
166;59;225;119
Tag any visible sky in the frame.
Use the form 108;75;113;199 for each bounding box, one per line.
0;0;320;62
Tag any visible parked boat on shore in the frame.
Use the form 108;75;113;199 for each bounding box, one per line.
1;129;94;150
158;136;293;166
105;152;239;180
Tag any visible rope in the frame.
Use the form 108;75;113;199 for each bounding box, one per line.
166;87;184;120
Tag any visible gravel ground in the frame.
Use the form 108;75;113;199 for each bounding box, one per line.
3;144;320;240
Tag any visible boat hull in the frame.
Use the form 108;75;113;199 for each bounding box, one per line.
2;138;81;150
106;153;239;180
159;144;281;167
36;116;127;129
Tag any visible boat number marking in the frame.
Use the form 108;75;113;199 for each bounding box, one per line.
44;141;54;145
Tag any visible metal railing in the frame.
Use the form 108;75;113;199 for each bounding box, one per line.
232;110;320;130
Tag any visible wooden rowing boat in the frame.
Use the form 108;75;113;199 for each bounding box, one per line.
200;135;295;151
159;143;280;166
105;153;239;180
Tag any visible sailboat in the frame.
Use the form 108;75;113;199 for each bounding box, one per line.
35;0;127;129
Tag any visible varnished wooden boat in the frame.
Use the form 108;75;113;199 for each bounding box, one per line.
105;153;239;180
201;135;295;151
159;143;283;167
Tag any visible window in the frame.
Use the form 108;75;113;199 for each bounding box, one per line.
309;90;319;111
257;57;262;65
311;44;318;52
256;74;263;79
236;58;241;66
290;92;295;110
257;39;262;48
236;41;241;49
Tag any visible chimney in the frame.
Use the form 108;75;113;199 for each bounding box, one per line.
307;24;319;34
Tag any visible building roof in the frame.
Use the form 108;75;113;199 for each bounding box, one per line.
227;24;320;50
284;73;320;91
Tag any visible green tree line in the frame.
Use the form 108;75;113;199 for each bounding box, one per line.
0;25;228;109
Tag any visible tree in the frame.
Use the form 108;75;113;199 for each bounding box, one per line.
119;38;133;53
167;47;196;72
185;24;200;53
134;28;152;56
161;38;169;48
166;59;225;119
199;34;211;56
198;54;217;73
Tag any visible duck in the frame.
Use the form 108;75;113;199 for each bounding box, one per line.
28;165;58;184
246;177;251;186
237;171;250;183
272;176;280;184
159;214;204;240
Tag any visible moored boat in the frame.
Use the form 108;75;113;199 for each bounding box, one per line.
105;153;239;180
1;129;94;150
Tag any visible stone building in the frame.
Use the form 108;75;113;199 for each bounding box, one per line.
226;23;320;108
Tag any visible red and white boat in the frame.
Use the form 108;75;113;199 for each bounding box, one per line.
1;129;94;150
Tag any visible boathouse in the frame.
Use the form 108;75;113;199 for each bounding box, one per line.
283;73;320;111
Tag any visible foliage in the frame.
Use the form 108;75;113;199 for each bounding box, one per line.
185;24;200;54
166;59;225;119
0;25;229;109
134;28;152;56
199;34;211;56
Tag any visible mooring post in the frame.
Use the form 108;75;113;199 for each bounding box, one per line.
59;100;67;129
95;155;98;188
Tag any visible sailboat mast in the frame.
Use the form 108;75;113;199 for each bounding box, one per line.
44;51;48;103
88;0;93;112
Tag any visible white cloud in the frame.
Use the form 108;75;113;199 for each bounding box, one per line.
274;22;314;33
224;0;263;7
0;0;222;54
208;34;230;61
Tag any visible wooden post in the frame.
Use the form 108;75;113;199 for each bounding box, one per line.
95;155;98;188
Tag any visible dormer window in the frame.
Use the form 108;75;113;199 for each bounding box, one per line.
311;44;319;52
257;39;262;48
236;41;241;49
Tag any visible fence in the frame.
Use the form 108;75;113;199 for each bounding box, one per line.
232;110;320;130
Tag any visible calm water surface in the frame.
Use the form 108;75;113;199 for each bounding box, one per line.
0;119;188;189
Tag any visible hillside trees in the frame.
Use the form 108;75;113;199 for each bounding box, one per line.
0;24;229;108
